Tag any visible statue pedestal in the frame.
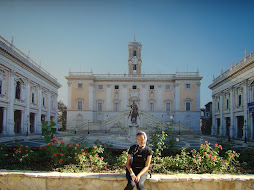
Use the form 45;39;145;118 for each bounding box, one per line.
128;124;138;142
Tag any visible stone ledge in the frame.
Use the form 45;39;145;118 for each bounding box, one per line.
0;170;254;190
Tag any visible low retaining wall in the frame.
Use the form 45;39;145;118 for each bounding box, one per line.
0;170;254;190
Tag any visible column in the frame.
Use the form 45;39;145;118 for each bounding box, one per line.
211;95;216;135
37;86;42;133
106;84;111;111
67;81;72;109
230;86;235;138
196;83;201;111
157;85;163;111
219;93;223;136
2;107;7;135
7;70;15;135
47;92;51;121
89;83;94;111
25;79;31;134
55;94;58;130
243;80;248;139
122;84;128;111
141;85;146;111
174;83;180;111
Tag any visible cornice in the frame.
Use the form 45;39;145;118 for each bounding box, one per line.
0;36;61;88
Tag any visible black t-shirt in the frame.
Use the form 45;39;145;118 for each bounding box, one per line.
128;145;153;168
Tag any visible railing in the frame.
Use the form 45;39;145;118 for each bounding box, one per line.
68;72;200;79
212;51;254;85
0;36;59;83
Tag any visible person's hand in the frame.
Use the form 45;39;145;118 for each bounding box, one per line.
135;174;141;183
131;175;136;182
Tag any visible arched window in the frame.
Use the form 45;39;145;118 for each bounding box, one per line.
133;50;136;56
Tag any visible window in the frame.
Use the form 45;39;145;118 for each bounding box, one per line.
238;95;242;106
150;103;154;111
133;50;136;56
43;97;45;106
32;93;35;104
133;85;137;89
150;85;154;90
186;102;191;111
78;83;82;88
98;102;103;111
226;99;229;109
165;85;170;90
186;84;191;89
133;64;137;71
114;103;119;111
0;80;2;94
98;85;103;90
15;81;21;99
78;101;82;110
217;102;220;111
166;103;170;111
115;85;119;90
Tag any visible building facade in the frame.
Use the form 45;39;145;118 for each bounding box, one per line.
209;50;254;140
0;36;61;136
65;38;202;133
201;102;212;135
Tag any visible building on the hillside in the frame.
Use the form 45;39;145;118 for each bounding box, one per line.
209;50;254;140
201;102;212;135
0;36;61;136
65;37;203;133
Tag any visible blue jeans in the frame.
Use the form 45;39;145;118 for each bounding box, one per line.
124;168;148;190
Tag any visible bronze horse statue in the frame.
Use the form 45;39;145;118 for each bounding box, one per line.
128;101;139;124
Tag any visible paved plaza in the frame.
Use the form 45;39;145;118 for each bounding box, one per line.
1;131;254;150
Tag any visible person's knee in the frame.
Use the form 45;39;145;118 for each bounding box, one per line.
136;182;145;190
125;181;135;190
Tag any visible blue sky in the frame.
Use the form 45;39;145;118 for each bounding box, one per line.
1;0;254;107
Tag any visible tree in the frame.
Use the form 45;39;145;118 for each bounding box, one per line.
58;101;67;131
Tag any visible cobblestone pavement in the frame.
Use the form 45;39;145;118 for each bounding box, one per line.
1;131;254;150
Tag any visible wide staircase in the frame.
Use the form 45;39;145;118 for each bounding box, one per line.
76;111;194;134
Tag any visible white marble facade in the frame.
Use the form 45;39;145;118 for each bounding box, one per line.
209;50;254;140
0;36;61;136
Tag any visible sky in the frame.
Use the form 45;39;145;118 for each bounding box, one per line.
1;0;254;107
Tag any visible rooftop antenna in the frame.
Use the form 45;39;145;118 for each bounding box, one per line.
231;61;233;67
27;50;30;57
245;49;247;57
134;34;136;42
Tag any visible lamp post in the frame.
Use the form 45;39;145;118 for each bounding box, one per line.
244;119;247;143
178;121;180;136
88;120;90;134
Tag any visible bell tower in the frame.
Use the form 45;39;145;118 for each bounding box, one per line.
128;35;142;75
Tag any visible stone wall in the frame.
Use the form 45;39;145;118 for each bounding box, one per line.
0;170;254;190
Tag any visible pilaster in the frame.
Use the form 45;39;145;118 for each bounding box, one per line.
230;86;235;138
67;81;72;109
141;84;146;111
89;83;94;111
196;82;201;111
157;85;163;111
122;84;128;111
106;84;111;111
174;83;180;111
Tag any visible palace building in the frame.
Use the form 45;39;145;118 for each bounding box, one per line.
65;38;202;133
209;50;254;140
0;36;61;136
